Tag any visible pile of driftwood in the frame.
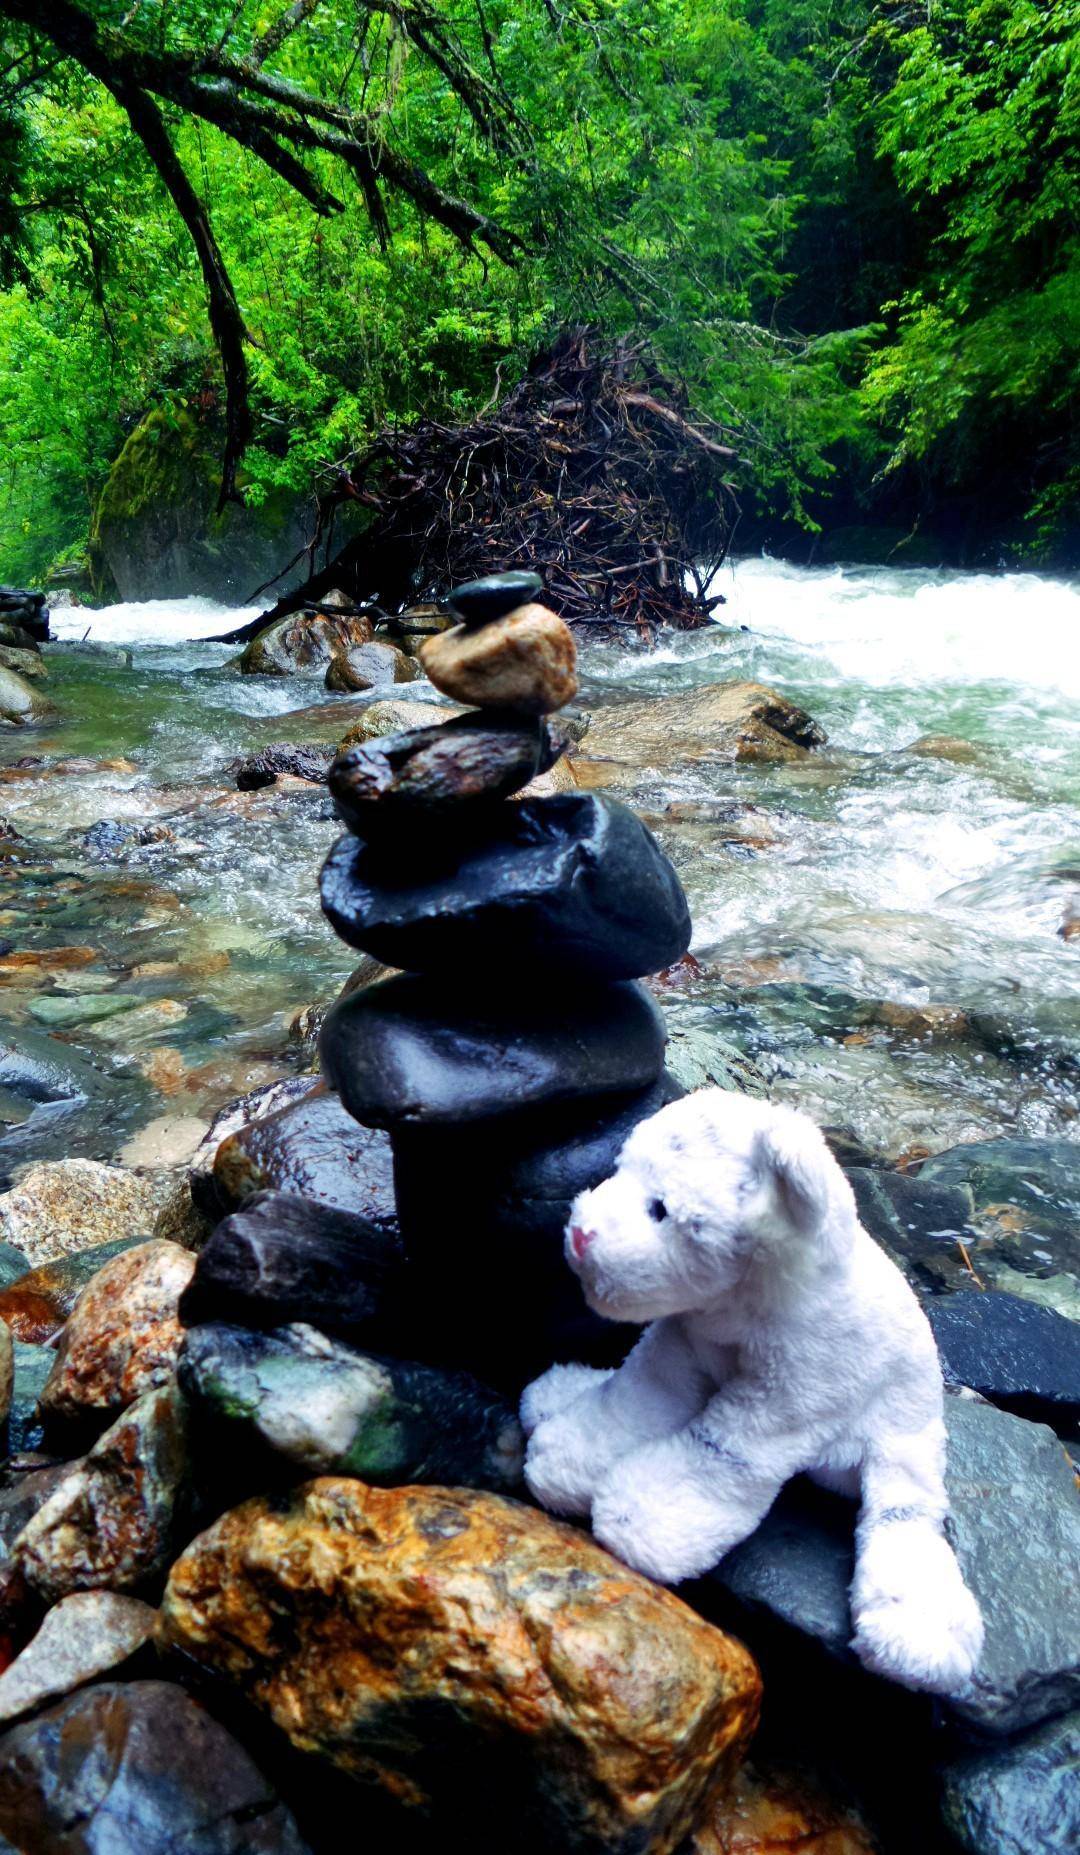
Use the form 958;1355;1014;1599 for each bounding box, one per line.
237;332;738;643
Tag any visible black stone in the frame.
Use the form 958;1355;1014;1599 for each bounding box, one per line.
181;1190;403;1340
941;1710;1080;1855
209;1089;398;1234
328;710;562;833
393;1073;684;1390
446;570;543;626
320;793;692;982
0;1681;310;1853
927;1289;1080;1433
845;1166;977;1294
320;973;667;1129
231;743;333;790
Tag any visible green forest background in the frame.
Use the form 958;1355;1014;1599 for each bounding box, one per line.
1;0;1077;589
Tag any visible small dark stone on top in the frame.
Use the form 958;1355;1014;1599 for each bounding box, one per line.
446;571;544;627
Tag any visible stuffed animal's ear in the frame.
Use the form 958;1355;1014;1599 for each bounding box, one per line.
754;1107;834;1236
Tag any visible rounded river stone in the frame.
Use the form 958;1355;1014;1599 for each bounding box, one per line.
328;709;562;832
319;973;667;1128
446;570;544;627
320;792;691;981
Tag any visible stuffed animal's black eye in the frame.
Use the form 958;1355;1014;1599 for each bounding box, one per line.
648;1197;668;1222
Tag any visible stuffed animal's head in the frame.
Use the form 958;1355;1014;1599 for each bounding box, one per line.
565;1089;853;1323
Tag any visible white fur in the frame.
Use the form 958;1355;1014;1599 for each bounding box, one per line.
522;1089;983;1698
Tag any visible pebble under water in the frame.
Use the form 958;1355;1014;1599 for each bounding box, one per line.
4;562;1080;1299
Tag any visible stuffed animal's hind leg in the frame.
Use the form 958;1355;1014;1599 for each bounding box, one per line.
850;1421;983;1696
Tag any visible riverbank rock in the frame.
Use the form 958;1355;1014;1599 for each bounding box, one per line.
240;610;373;676
39;1239;195;1425
0;643;45;681
0;1321;10;1430
0;1162;174;1267
7;1344;53;1455
941;1709;1080;1855
324;639;417;692
0;1681;311;1853
926;1289;1080;1432
0;665;54;727
0;1238;145;1343
574;682;826;777
179;1322;524;1492
844;1167;977;1295
0;1591;156;1726
162;1479;760;1853
321;974;667;1127
420;603;577;714
691;1760;880;1855
231;743;334;790
14;1384;188;1602
703;1395;1080;1738
210;1090;398;1231
338;695;466;750
181;1191;401;1338
320;794;691;980
328;710;565;829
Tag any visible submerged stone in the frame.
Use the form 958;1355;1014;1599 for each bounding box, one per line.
161;1479;760;1855
420;604;578;714
328;708;563;830
320;973;667;1128
211;1090;398;1231
446;569;544;626
0;1681;311;1854
180;1191;401;1339
179;1321;523;1492
320;793;691;981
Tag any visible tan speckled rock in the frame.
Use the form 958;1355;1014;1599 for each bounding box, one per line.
324;641;418;693
0;1591;157;1726
419;603;577;715
162;1478;760;1853
0;1162;174;1267
575;683;825;776
40;1239;195;1422
14;1384;187;1602
338;697;464;751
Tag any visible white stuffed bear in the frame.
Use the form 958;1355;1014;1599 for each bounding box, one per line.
522;1088;983;1698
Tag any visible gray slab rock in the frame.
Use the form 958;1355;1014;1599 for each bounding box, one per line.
941;1709;1080;1855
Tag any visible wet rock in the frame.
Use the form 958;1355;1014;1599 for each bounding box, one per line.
926;1290;1080;1433
941;1709;1080;1855
188;1076;321;1210
337;695;465;750
162;1478;760;1854
328;709;563;830
0;1325;9;1432
321;973;667;1128
420;604;578;714
0;1249;27;1292
703;1395;1080;1737
152;1176;215;1252
27;991;137;1029
0;644;45;681
210;1091;398;1232
576;682;826;774
91;999;188;1046
231;743;333;790
0;1239;146;1344
0;1680;311;1853
906;734;982;764
0;1163;174;1268
691;1759;880;1855
7;1345;54;1454
324;639;417;692
0;666;53;727
78;819;174;859
117;1112;209;1170
179;1322;524;1492
14;1383;188;1602
320;793;691;981
0;1591;156;1725
181;1191;401;1339
239;610;373;676
665;1025;771;1097
0;1460;73;1627
844;1167;977;1295
40;1240;195;1425
394;1075;683;1387
919;1137;1080;1242
446;569;544;625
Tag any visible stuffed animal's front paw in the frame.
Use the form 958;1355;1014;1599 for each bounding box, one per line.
520;1363;613;1438
591;1446;749;1585
852;1522;984;1697
524;1412;607;1518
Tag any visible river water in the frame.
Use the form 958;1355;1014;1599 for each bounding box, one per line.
5;559;1080;1303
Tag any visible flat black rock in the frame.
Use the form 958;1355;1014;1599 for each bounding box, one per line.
328;710;562;832
446;570;543;626
0;1680;310;1853
941;1709;1080;1855
231;743;333;790
845;1166;977;1294
320;973;667;1128
320;793;692;981
393;1072;683;1389
210;1090;398;1233
181;1190;403;1340
927;1289;1080;1432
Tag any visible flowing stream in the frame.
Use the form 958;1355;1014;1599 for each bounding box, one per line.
5;559;1080;1302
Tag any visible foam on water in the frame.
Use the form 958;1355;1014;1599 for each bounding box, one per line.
49;593;255;646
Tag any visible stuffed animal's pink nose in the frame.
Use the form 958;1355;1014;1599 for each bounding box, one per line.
569;1224;595;1261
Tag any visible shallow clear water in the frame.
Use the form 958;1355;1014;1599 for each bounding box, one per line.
6;564;1080;1203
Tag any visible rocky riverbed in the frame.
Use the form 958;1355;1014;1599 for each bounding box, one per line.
0;563;1075;1852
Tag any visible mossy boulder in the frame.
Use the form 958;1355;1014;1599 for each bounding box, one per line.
89;405;312;603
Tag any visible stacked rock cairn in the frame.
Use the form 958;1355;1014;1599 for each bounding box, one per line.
319;570;693;1391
